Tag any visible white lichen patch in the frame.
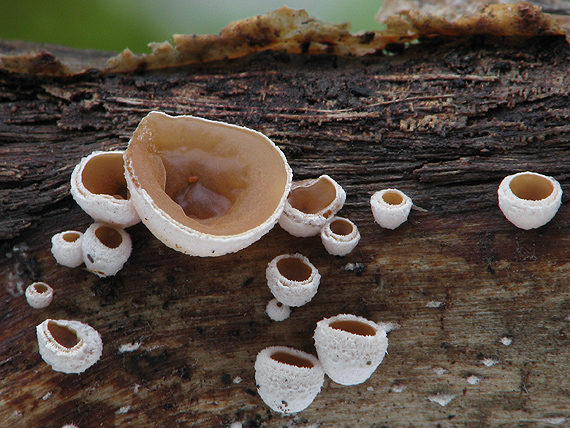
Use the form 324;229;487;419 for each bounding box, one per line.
426;301;445;308
427;393;457;407
481;358;500;367
433;367;448;376
500;336;513;346
116;405;131;415
535;417;567;425
118;342;142;353
233;376;242;384
391;384;406;393
466;375;482;385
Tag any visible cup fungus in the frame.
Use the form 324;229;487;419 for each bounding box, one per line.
81;222;132;277
255;346;324;414
265;298;291;322
498;171;562;230
51;230;84;268
279;175;346;237
36;319;103;374
71;151;140;228
320;216;361;256
123;111;292;257
313;314;388;385
370;188;413;230
266;253;321;307
25;282;53;309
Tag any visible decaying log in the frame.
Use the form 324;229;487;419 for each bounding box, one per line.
3;5;570;428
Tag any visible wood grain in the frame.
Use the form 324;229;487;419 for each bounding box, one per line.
2;34;570;427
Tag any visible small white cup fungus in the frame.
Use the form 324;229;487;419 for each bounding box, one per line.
70;151;140;228
265;298;291;322
370;188;413;230
313;314;388;385
81;222;132;277
279;175;346;237
36;319;103;374
25;282;54;309
124;112;292;257
497;171;562;230
51;230;84;268
320;216;360;256
266;253;321;307
255;346;324;414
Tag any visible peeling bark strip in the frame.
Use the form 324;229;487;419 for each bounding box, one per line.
3;21;570;428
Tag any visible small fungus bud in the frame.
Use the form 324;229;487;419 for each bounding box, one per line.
51;230;84;268
81;222;132;277
266;253;321;307
279;175;346;237
70;151;140;228
36;319;103;374
255;346;324;414
25;282;54;309
497;171;562;230
370;188;412;229
265;298;291;322
124;112;292;257
320;216;360;256
313;314;388;385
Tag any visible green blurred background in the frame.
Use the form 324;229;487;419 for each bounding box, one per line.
0;0;385;53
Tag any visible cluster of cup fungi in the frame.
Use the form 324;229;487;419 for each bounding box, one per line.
27;112;563;415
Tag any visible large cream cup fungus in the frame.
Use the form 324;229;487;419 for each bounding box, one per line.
124;112;292;256
498;171;562;230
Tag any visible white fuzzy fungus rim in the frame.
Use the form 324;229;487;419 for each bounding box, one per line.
70;151;140;228
36;319;103;374
51;230;84;268
25;282;54;309
370;188;413;230
266;253;321;307
279;175;346;237
313;313;388;385
255;346;324;414
265;298;291;322
320;216;361;256
497;171;562;230
124;112;292;257
81;222;132;277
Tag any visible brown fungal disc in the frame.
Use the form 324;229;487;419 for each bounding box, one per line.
509;174;554;201
94;225;123;249
329;218;354;236
48;321;80;349
288;176;337;214
126;113;290;236
277;257;313;282
81;152;129;199
271;351;315;368
330;320;377;336
382;190;404;205
62;232;81;243
33;283;48;293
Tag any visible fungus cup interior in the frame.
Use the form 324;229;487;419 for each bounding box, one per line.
382;191;404;206
330;320;377;336
289;176;336;216
63;232;80;243
510;174;554;201
277;257;312;282
82;153;129;199
271;351;314;368
126;113;289;235
33;283;48;293
47;321;80;349
330;218;353;236
95;225;123;248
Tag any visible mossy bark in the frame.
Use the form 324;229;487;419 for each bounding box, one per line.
2;35;570;427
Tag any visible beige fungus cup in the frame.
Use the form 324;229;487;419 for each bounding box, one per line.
124;112;292;257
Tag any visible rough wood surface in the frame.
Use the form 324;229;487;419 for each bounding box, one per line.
2;34;570;427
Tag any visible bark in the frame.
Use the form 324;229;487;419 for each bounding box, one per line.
2;34;570;427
